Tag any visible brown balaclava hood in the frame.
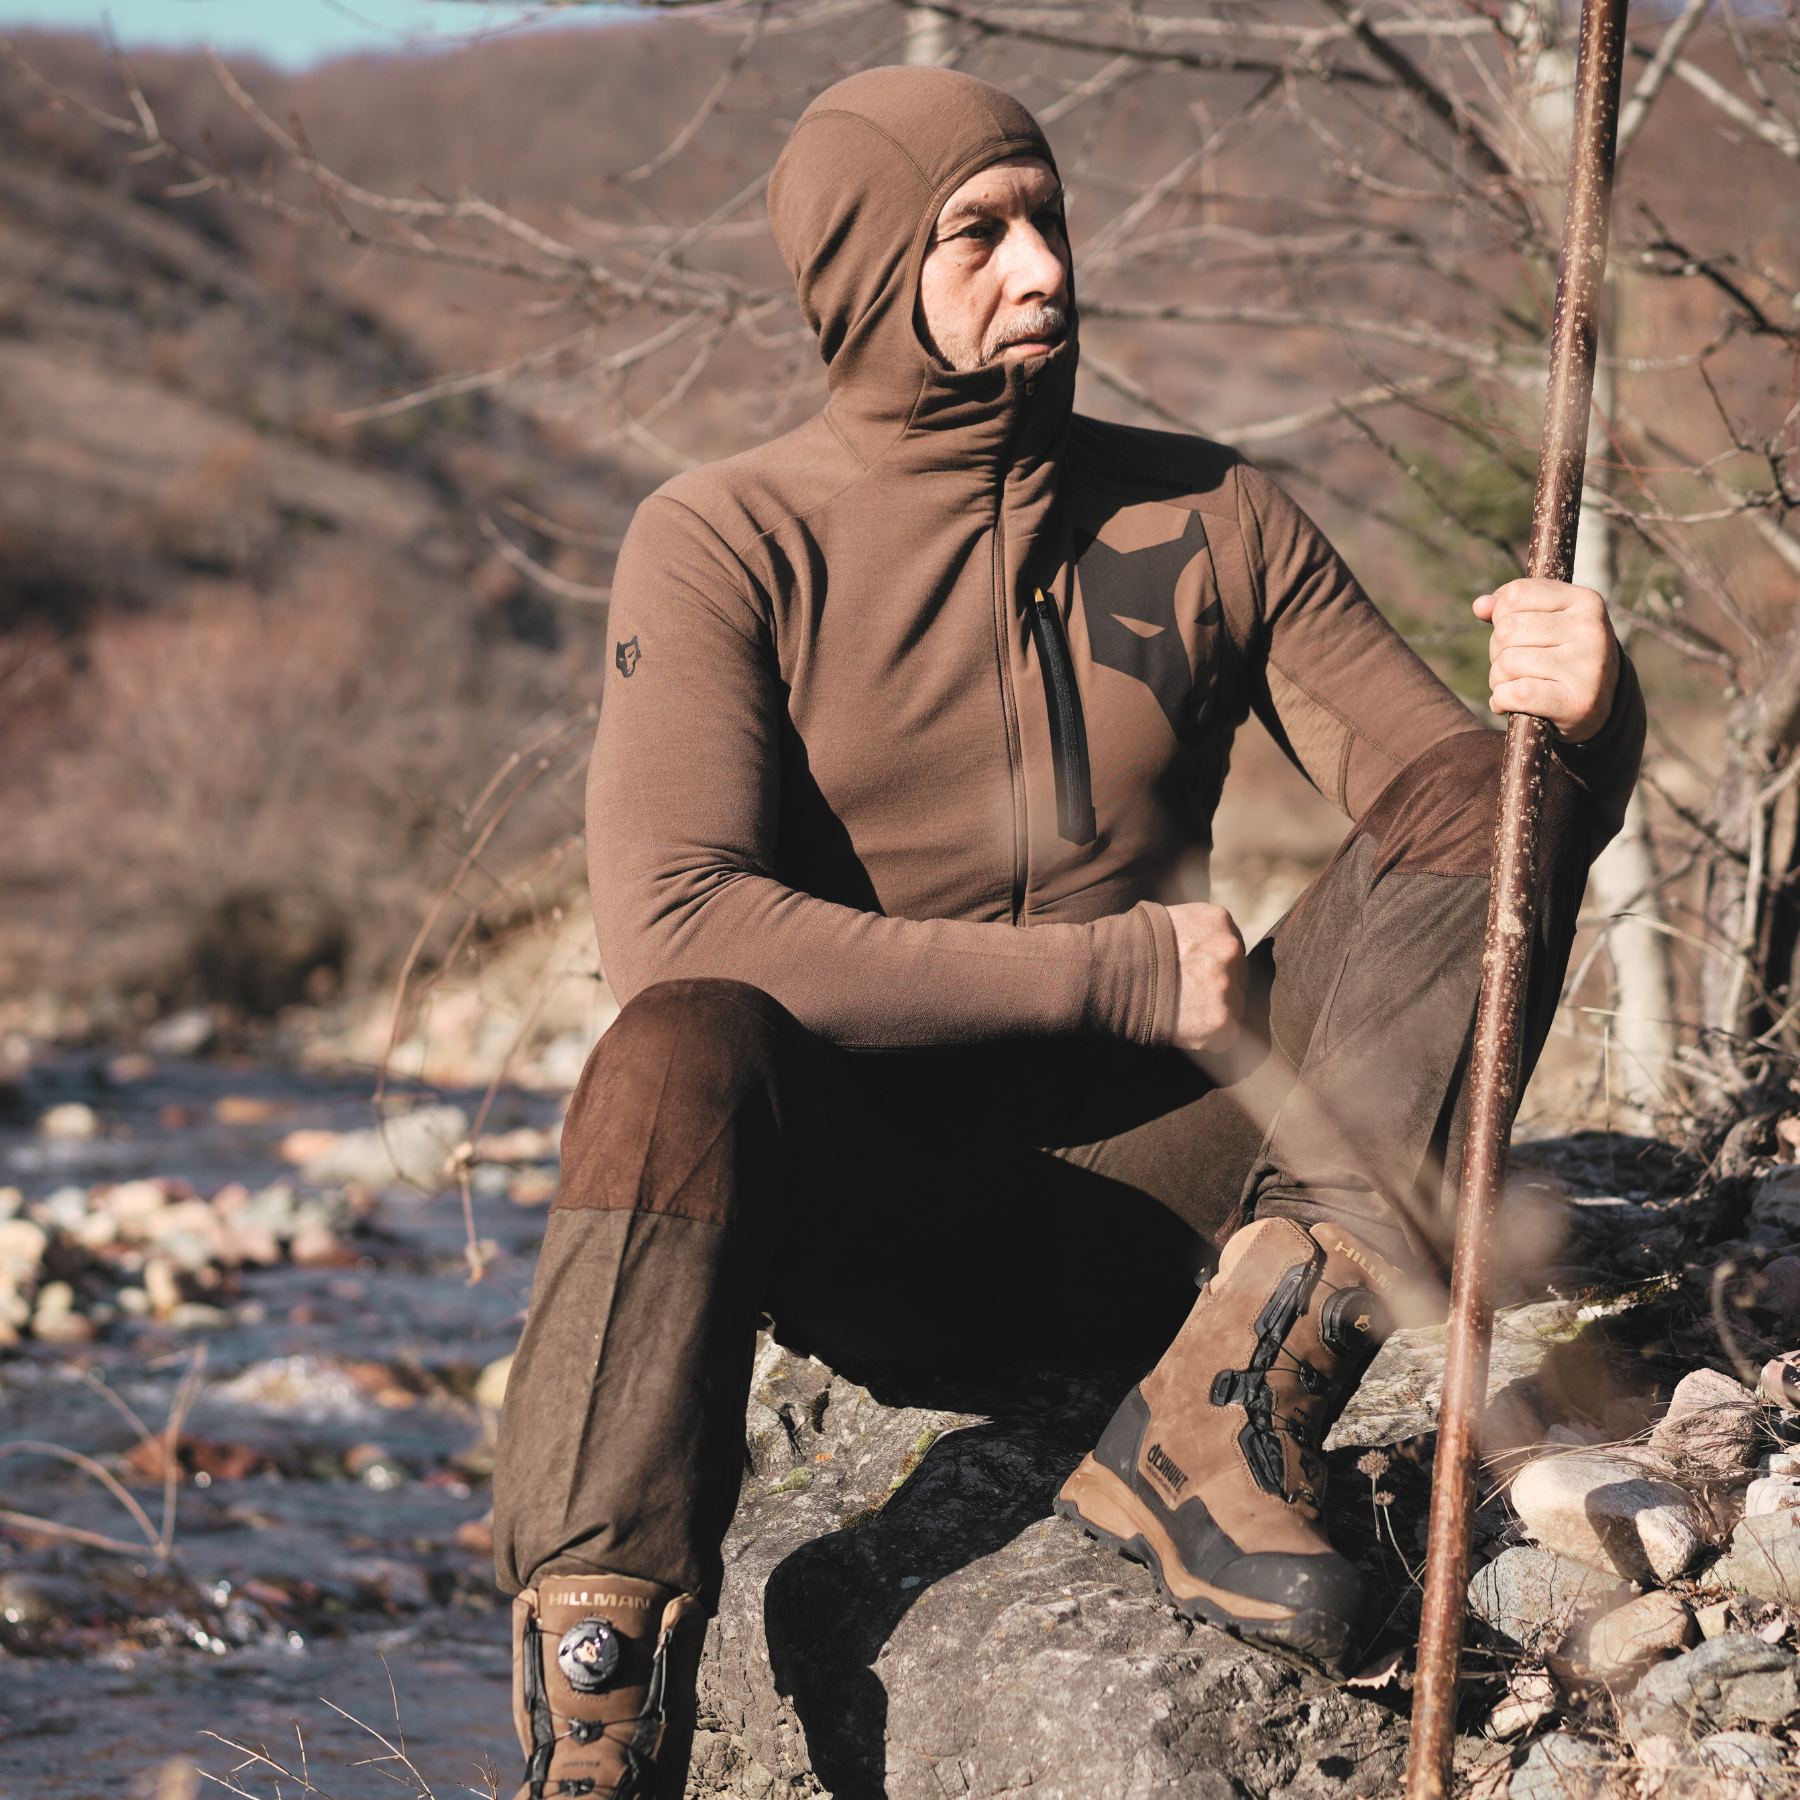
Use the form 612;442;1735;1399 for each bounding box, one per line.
767;65;1077;469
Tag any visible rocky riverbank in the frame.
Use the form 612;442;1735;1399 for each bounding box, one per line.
2;1048;1798;1798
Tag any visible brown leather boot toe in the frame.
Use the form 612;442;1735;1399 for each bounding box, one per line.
510;1573;705;1800
1055;1217;1401;1677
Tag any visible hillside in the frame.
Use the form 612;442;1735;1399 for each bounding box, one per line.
0;10;1792;1049
0;32;635;1026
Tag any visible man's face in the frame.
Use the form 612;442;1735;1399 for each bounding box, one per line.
916;155;1073;373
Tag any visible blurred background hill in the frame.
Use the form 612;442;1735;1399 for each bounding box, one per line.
0;3;1795;1118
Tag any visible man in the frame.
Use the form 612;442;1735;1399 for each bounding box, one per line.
492;65;1641;1800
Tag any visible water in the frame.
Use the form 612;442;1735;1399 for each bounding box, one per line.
0;1051;556;1799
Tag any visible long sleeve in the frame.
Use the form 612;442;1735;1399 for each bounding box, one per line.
586;496;1174;1051
1236;458;1644;842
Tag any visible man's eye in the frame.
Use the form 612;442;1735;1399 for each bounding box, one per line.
960;221;1000;243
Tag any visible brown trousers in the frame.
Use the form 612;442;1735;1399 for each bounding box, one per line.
493;731;1606;1606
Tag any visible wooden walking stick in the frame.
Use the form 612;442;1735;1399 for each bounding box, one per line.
1403;2;1629;1794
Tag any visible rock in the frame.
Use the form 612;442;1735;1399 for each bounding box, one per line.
298;1104;470;1192
145;1007;216;1057
1507;1732;1613;1800
1649;1368;1764;1476
1483;1670;1558;1741
1574;1591;1695;1678
1510;1451;1708;1584
693;1338;1407;1798
1712;1512;1800;1606
1635;1730;1793;1800
0;1572;92;1629
212;1093;282;1125
1695;1599;1737;1639
38;1101;100;1140
1744;1476;1800;1519
1750;1167;1800;1233
1328;1298;1582;1454
1625;1634;1800;1737
474;1352;513;1416
1762;1451;1800;1477
1748;1256;1800;1319
32;1281;94;1344
144;1256;182;1319
167;1302;230;1331
1760;1351;1800;1410
1467;1546;1626;1653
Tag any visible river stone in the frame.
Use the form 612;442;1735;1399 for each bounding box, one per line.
692;1339;1408;1799
1574;1591;1694;1677
1624;1634;1800;1738
1711;1512;1800;1606
1749;1256;1800;1319
1760;1352;1800;1411
1750;1167;1800;1233
1509;1451;1706;1583
300;1104;470;1192
1507;1732;1613;1800
1635;1730;1792;1799
1467;1546;1625;1652
1327;1299;1579;1453
1743;1476;1800;1519
1649;1368;1763;1476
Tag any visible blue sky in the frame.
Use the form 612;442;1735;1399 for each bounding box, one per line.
0;1;608;68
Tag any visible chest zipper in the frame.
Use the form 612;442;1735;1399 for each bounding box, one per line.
1028;587;1096;846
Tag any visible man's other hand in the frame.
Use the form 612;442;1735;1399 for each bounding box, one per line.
1474;578;1620;744
1168;901;1247;1056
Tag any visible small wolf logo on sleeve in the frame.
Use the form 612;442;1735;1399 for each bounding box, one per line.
615;636;641;678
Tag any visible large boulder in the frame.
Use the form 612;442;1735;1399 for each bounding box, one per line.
692;1342;1410;1798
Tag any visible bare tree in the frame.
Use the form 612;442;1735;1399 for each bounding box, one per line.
9;0;1795;1116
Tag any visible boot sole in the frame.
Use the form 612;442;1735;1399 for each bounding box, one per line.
1053;1453;1357;1679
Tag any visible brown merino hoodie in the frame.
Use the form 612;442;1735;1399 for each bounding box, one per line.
587;66;1643;1050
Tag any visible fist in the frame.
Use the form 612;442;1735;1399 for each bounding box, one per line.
1168;901;1247;1056
1474;578;1620;743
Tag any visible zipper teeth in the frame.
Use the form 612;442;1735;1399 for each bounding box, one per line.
1033;590;1095;842
994;476;1027;924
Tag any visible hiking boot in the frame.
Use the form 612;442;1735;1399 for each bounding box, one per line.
510;1572;706;1799
1054;1217;1399;1676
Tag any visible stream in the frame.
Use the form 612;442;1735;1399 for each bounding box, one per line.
0;1049;556;1800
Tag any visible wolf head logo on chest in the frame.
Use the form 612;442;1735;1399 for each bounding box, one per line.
1073;510;1218;740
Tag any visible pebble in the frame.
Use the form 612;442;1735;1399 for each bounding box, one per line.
1649;1367;1764;1475
1711;1512;1800;1606
143;1007;215;1057
1625;1633;1800;1738
1574;1591;1695;1677
1749;1167;1800;1233
1694;1598;1737;1639
1743;1476;1800;1519
0;1572;90;1628
475;1352;513;1416
1760;1351;1800;1411
38;1101;100;1141
1748;1255;1800;1319
1510;1451;1707;1584
144;1257;182;1319
1635;1731;1792;1799
1467;1545;1625;1651
297;1104;470;1193
166;1302;230;1332
1507;1732;1612;1800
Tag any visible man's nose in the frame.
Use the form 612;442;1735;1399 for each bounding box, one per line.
1001;220;1069;303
